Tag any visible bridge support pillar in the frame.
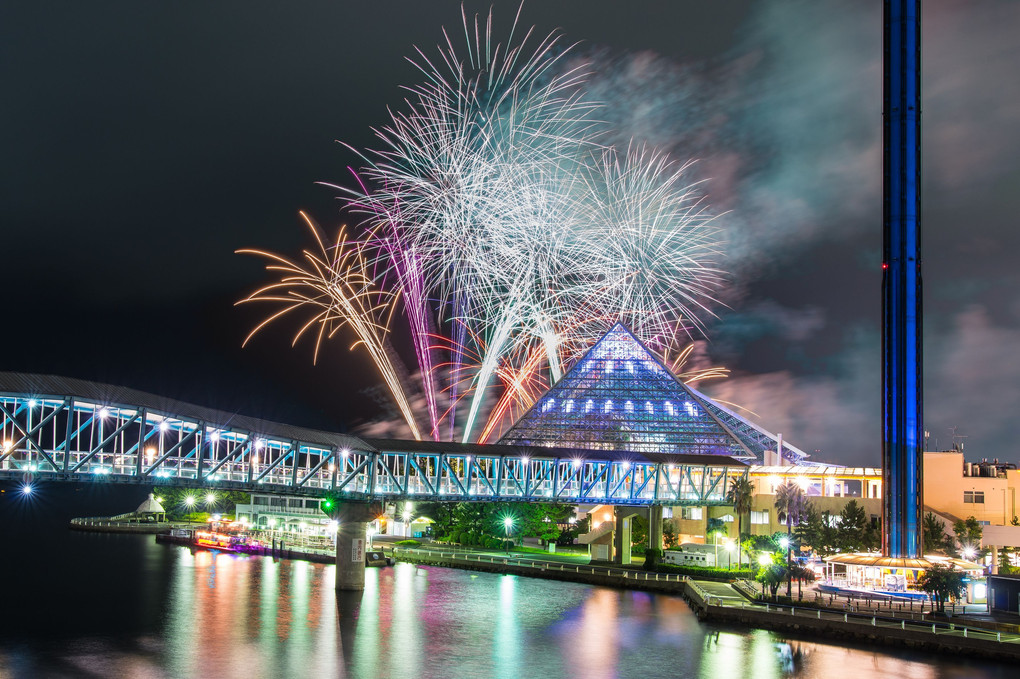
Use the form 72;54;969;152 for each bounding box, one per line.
647;505;663;553
613;507;641;565
335;502;383;591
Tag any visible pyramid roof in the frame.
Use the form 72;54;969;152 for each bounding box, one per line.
499;324;805;463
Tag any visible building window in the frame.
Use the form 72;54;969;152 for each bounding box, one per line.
751;510;769;525
964;491;985;504
680;507;703;521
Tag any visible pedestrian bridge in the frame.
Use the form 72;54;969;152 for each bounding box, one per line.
0;373;747;505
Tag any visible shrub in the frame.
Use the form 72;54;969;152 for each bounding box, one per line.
643;548;662;571
394;539;421;547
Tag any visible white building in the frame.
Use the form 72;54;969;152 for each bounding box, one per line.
234;494;333;536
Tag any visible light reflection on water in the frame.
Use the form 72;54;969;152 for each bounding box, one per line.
0;537;1012;679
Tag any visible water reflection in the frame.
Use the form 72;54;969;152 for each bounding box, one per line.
0;537;1013;679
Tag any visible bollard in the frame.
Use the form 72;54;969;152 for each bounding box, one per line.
871;617;876;626
932;624;936;634
998;632;1002;642
844;613;848;623
901;620;905;630
817;610;821;619
964;628;968;638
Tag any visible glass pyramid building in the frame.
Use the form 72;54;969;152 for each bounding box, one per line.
499;323;806;463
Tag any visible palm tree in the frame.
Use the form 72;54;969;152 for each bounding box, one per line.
726;476;753;568
775;481;807;597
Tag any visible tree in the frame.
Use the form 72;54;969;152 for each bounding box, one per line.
788;562;816;600
662;518;679;550
413;502;458;538
795;502;827;556
755;551;787;600
952;516;985;559
922;512;949;554
916;562;967;614
835;500;870;553
774;481;807;597
706;517;726;540
998;548;1019;575
742;533;781;571
154;486;251;521
726;476;753;567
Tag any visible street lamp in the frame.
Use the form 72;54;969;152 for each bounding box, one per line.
402;509;412;537
504;517;514;553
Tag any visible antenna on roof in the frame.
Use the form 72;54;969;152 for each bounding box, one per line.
948;426;967;453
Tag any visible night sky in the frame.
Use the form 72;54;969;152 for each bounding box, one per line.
3;1;1019;466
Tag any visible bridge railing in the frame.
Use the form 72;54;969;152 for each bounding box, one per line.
1;391;748;502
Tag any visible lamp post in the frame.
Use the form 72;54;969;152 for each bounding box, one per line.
504;517;514;554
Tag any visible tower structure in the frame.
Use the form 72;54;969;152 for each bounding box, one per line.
882;0;924;558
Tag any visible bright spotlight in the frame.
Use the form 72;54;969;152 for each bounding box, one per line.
21;484;33;496
205;493;216;505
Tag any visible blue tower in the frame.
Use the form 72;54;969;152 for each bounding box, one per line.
882;0;923;558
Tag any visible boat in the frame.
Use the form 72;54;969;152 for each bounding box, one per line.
193;530;264;554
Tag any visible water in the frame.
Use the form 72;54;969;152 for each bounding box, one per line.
0;487;1013;678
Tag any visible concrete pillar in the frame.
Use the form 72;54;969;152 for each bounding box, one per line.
647;505;663;553
336;520;369;591
335;501;384;591
613;512;632;565
612;505;636;562
991;545;999;575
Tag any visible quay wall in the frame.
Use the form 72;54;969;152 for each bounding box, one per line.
392;548;688;594
684;588;1020;662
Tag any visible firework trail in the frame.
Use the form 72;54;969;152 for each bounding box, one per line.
245;6;729;442
237;212;424;440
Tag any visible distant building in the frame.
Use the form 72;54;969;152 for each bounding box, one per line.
235;493;332;536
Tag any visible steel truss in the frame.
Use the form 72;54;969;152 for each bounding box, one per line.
501;324;808;464
0;389;746;504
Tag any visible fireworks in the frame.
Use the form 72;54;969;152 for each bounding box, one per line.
240;7;728;443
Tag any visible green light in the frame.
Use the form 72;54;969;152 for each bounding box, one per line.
323;500;333;509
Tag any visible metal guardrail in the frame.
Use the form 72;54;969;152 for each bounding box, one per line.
704;597;1020;645
391;547;691;584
